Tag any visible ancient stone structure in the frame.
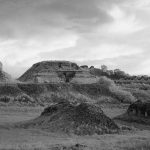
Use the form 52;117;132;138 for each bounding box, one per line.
127;100;150;117
19;61;97;83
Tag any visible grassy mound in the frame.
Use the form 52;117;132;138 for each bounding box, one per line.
19;101;119;135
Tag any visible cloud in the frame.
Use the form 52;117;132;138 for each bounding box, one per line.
106;7;145;35
40;42;142;61
0;0;150;77
0;0;113;39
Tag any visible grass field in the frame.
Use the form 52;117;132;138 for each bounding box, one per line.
0;105;150;150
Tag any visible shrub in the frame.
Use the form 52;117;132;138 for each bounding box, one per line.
0;96;13;103
14;94;34;103
111;88;136;103
0;85;22;96
97;77;136;103
132;89;150;102
97;76;115;87
49;91;92;104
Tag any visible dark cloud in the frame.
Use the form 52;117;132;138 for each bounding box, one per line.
0;0;115;39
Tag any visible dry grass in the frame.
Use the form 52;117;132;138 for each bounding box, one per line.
0;79;149;150
118;140;150;150
0;105;150;150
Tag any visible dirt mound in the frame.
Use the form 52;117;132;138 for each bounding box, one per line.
115;100;150;125
19;101;119;135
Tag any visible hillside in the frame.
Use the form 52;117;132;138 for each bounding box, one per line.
0;76;136;106
1;61;150;106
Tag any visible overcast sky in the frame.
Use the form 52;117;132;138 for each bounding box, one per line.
0;0;150;77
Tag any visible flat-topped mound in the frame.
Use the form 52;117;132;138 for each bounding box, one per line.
19;101;119;135
18;61;96;83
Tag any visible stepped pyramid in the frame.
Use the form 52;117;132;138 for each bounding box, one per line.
19;61;97;83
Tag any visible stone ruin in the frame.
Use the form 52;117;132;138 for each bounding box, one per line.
127;100;150;117
19;61;97;83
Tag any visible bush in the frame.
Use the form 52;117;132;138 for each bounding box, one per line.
14;94;34;103
132;89;150;102
98;76;115;87
0;85;22;96
111;88;136;103
97;77;136;103
50;91;93;104
0;96;13;103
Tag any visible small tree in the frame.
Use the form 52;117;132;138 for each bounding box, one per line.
101;65;107;72
114;69;126;79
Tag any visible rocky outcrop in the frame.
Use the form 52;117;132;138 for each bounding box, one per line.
18;61;97;83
